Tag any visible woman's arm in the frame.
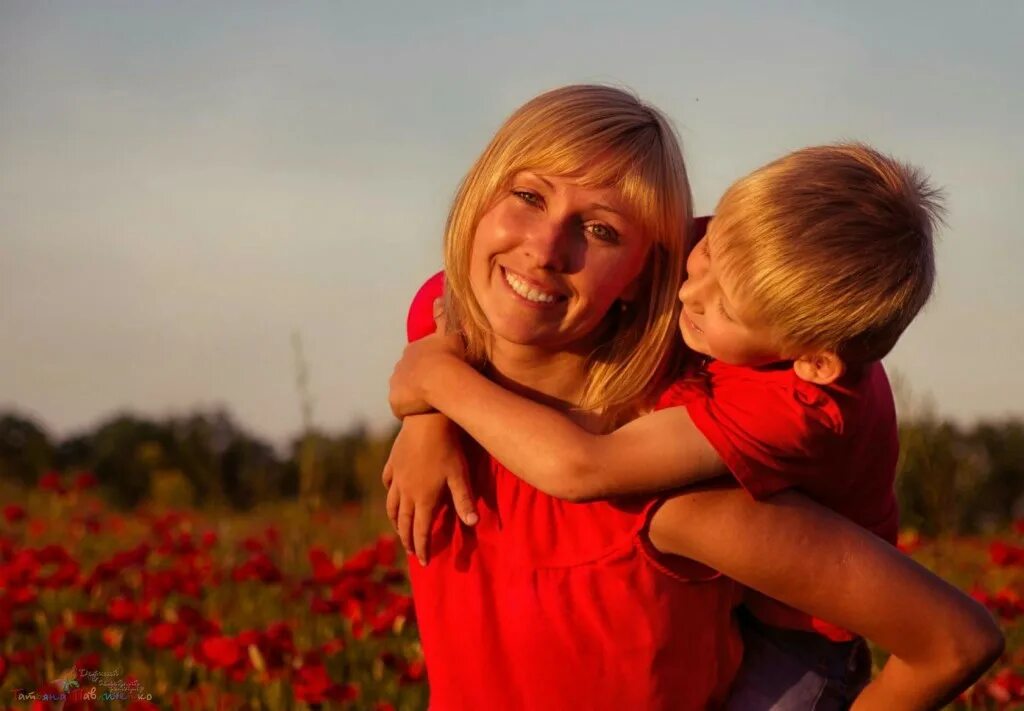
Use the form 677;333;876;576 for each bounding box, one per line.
648;485;1003;711
390;340;723;501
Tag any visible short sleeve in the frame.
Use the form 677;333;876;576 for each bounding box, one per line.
406;271;445;343
684;374;841;500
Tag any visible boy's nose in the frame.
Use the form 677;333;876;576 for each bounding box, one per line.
679;278;705;314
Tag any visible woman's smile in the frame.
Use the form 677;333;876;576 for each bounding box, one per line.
499;266;568;307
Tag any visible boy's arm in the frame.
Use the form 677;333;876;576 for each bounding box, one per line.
405;352;724;501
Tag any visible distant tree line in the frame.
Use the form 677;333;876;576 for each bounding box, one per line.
1;407;1022;534
0;409;397;511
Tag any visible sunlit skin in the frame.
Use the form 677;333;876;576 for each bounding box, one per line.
469;172;650;370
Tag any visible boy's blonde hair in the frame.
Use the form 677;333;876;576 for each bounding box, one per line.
443;84;693;421
713;142;942;364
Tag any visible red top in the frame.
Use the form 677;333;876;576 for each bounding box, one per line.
661;359;900;640
405;274;744;710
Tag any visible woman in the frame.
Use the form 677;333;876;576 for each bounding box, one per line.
385;84;1001;710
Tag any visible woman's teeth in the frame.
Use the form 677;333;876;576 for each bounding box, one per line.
504;270;558;304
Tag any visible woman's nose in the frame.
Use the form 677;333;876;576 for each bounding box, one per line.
523;219;570;271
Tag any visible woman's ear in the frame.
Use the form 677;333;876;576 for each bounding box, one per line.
619;263;649;304
793;351;845;385
619;280;639;304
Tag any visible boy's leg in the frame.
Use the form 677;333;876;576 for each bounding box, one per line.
724;608;871;711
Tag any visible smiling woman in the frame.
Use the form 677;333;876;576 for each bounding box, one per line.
441;87;692;424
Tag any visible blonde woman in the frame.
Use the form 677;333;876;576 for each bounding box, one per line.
384;85;1001;710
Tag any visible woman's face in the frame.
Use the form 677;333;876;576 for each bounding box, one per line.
469;171;650;353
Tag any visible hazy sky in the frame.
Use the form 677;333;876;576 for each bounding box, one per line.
2;1;1021;445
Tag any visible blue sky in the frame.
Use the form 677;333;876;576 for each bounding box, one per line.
2;1;1021;444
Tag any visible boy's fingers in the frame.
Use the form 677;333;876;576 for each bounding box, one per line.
381;460;393;489
413;503;432;566
448;473;479;526
385;484;400;532
397;497;415;556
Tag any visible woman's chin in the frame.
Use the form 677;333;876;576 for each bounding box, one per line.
490;323;557;349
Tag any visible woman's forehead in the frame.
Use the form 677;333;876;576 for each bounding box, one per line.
508;169;640;215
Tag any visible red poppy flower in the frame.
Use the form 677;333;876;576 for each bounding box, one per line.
376;536;398;566
146;621;187;649
73;610;110;629
38;471;65;494
197;636;243;669
76;651;101;671
241;536;265;553
2;504;26;524
231;553;282;583
27;518;47;537
293;665;356;704
9;585;38;607
990;541;1024;566
108;596;138;624
987;666;1024;702
400;659;426;684
308;546;340;584
73;471;98;491
321;638;345;656
263;526;281;546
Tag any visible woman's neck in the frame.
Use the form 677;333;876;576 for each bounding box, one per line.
485;341;590;412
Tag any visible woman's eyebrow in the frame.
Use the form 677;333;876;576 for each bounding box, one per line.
520;171;554;189
589;202;623;216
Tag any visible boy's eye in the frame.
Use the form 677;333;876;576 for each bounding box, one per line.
718;300;733;322
586;222;620;244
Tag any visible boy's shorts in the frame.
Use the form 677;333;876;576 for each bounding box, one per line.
724;607;872;711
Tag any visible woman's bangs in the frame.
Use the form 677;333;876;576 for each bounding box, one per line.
509;129;666;243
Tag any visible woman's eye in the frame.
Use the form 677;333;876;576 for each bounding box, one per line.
586;223;620;243
512;189;542;207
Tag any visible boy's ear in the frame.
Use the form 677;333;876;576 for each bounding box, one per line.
793;351;845;385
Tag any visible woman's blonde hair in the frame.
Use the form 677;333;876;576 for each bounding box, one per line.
443;85;693;422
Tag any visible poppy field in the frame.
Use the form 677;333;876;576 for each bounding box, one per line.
2;472;1024;710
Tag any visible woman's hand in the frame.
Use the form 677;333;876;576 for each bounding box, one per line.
382;413;478;565
389;300;468;419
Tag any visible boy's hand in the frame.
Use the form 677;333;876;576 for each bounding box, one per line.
382;413;478;566
388;307;467;419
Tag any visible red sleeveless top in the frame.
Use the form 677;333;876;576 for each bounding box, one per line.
405;268;744;710
408;446;743;710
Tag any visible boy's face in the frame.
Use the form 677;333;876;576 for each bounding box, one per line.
677;225;784;366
